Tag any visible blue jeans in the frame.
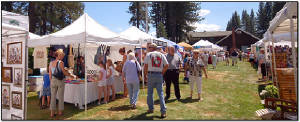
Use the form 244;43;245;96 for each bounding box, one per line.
147;73;166;114
127;82;140;105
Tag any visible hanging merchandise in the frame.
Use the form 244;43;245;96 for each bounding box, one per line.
32;47;48;69
94;44;108;65
68;45;75;68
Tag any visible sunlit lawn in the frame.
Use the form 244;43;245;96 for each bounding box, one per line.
27;60;263;120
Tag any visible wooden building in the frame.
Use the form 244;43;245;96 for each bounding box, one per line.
215;29;260;52
187;31;231;45
187;29;260;52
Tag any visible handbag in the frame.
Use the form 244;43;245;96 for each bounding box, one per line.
135;61;142;81
53;61;65;80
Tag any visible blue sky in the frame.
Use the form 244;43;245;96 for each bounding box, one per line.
84;2;259;35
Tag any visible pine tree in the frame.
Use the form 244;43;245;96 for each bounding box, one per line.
241;10;251;32
249;9;256;35
265;2;273;28
256;2;267;38
272;1;286;18
128;2;150;32
157;22;168;38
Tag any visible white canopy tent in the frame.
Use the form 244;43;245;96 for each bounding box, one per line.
193;40;223;51
28;13;139;111
262;2;298;99
28;13;138;47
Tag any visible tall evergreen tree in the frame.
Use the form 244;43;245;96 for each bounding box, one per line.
226;11;241;31
241;10;251;32
150;2;167;36
249;9;256;35
256;2;267;38
272;1;286;18
265;2;273;28
128;2;150;32
157;22;168;38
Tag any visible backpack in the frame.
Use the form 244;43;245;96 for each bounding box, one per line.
53;61;65;80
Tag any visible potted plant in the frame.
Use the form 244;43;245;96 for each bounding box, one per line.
259;85;279;104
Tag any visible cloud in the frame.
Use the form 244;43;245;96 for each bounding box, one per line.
198;9;211;17
192;23;221;32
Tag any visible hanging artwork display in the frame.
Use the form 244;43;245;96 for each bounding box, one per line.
7;42;22;64
2;84;10;109
2;67;12;83
12;91;22;109
13;68;23;87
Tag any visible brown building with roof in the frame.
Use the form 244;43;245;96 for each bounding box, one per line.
187;31;231;45
187;29;260;52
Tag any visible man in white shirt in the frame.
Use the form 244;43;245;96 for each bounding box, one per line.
144;43;169;118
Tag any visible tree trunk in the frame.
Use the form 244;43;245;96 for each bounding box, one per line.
28;2;36;33
136;2;140;29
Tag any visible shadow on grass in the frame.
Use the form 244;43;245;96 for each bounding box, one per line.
178;97;199;103
124;112;162;120
108;105;132;111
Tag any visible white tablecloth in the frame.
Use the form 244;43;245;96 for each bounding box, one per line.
60;76;124;109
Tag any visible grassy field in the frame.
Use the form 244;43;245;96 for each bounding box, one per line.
27;60;263;120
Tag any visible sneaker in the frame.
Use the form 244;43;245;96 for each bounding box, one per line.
147;109;154;113
97;102;101;105
161;113;167;118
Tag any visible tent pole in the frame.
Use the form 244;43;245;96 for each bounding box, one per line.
141;40;144;89
289;18;297;99
84;14;87;112
271;33;280;98
24;31;29;120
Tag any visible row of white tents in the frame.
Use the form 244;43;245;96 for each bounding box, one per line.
251;2;297;99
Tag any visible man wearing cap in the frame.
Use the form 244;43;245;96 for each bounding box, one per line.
164;46;182;100
144;43;169;118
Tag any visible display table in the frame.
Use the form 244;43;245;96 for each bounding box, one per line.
60;76;124;109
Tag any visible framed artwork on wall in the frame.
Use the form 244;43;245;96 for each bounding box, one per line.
13;68;23;87
7;42;22;64
2;84;10;110
2;67;12;83
12;91;22;109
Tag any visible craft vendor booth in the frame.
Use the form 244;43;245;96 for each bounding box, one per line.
28;13;139;110
262;2;297;102
1;10;29;120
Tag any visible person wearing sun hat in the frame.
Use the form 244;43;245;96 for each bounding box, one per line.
185;49;208;101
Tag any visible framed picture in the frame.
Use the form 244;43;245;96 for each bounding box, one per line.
2;67;12;83
2;84;10;110
12;91;22;109
11;114;22;120
7;42;22;64
13;68;23;87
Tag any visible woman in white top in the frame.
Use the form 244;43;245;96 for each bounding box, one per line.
97;61;107;105
212;52;217;69
119;47;128;98
106;59;116;101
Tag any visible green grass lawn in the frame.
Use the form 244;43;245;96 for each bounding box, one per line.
27;60;263;120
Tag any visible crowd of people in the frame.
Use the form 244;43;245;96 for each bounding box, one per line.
43;42;264;119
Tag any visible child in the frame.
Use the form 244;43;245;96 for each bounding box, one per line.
42;68;51;109
106;59;116;101
97;61;107;105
